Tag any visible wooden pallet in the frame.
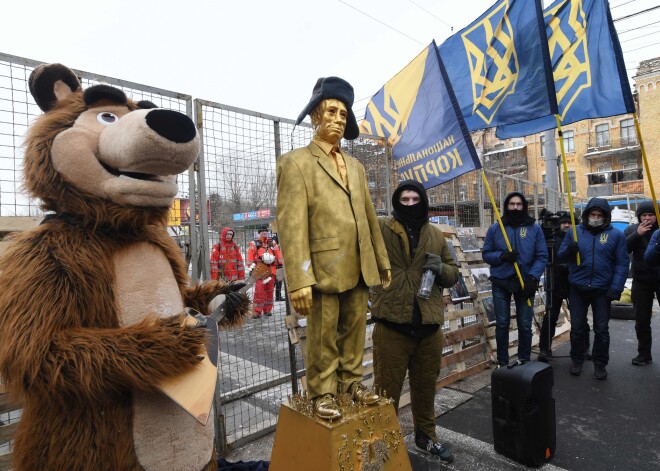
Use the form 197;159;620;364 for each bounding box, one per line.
0;216;41;257
437;224;571;364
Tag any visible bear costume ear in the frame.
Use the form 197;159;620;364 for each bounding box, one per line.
29;63;81;112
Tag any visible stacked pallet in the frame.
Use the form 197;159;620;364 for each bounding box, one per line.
437;225;491;381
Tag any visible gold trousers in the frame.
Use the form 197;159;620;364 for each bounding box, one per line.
305;284;369;398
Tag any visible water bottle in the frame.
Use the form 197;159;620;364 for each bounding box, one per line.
418;269;435;299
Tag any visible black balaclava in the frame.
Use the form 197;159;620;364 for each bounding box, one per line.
392;180;429;260
502;191;529;227
392;179;429;227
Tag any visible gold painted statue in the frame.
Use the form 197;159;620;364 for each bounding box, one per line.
276;77;391;420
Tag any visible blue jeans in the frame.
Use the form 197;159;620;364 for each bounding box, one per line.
568;286;611;366
492;284;534;364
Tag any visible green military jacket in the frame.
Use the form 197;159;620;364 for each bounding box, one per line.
371;217;458;325
276;142;390;293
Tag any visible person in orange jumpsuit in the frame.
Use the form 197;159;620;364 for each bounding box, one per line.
247;226;283;317
210;226;245;281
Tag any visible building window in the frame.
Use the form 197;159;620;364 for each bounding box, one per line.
540;135;545;157
598;163;612;173
429;191;437;205
563;130;575;153
620;118;637;146
596;124;610;147
542;174;546;186
442;191;449;203
459;184;467;202
564;171;576;193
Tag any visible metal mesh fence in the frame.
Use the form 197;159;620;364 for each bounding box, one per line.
0;53;193;254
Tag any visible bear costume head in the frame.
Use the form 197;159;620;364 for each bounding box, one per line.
25;63;199;228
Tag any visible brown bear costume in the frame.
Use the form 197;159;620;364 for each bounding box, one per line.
0;64;248;471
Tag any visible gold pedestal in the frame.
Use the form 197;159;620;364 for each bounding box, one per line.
270;398;412;471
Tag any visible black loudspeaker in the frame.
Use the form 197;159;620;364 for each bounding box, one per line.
491;361;556;467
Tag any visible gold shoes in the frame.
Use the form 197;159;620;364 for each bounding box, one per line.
349;382;379;405
313;393;342;420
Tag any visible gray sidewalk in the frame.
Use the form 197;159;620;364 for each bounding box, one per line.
225;309;658;470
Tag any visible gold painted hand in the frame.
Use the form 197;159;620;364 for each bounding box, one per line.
380;269;391;290
290;286;312;317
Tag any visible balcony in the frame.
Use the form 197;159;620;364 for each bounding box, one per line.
483;145;527;173
584;133;640;159
586;168;644;197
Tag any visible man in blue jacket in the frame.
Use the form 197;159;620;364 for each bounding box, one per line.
644;229;660;267
558;198;628;380
483;192;548;367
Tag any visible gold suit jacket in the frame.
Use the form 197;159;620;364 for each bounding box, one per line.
276;142;390;293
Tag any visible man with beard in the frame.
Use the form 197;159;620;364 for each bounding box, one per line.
624;201;660;366
483;192;548;367
371;180;458;464
558;198;628;379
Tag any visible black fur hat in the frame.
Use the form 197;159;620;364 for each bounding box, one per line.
296;77;359;140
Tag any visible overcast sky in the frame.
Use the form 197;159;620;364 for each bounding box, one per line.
1;0;658;122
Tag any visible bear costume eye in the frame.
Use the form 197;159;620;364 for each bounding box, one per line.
97;112;119;125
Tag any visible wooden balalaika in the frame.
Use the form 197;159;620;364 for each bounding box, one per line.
158;262;272;424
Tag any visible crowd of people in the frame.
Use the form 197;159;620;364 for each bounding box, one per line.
209;75;658;465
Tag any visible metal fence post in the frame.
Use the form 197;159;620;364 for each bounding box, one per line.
453;180;459;225
499;174;505;215
477;170;485;227
385;141;393;215
534;183;539;219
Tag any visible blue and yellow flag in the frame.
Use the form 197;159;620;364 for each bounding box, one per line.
438;0;558;131
496;0;635;138
360;41;480;190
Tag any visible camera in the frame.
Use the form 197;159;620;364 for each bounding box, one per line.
538;209;568;242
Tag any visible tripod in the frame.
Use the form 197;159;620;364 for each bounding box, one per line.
538;232;558;361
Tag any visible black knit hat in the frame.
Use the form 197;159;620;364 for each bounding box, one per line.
556;211;571;223
636;200;656;218
295;77;359;140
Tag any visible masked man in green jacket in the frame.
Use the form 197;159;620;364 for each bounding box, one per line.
276;77;391;420
372;180;458;464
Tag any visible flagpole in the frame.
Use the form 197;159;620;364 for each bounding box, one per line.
633;115;660;222
555;115;581;266
480;170;531;307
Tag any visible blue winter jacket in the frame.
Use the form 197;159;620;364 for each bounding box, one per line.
557;222;628;295
483;219;548;281
643;229;660;270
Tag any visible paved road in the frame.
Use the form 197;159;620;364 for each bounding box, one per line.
217;298;300;443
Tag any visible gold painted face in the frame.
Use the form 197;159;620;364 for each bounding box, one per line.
314;99;347;145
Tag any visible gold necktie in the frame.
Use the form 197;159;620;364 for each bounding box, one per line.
330;150;348;186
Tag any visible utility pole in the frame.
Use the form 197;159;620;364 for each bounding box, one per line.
543;129;561;212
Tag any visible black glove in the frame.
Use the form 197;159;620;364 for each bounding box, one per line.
568;242;580;256
225;281;247;315
606;289;621;302
500;250;519;263
422;253;444;275
522;277;538;299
